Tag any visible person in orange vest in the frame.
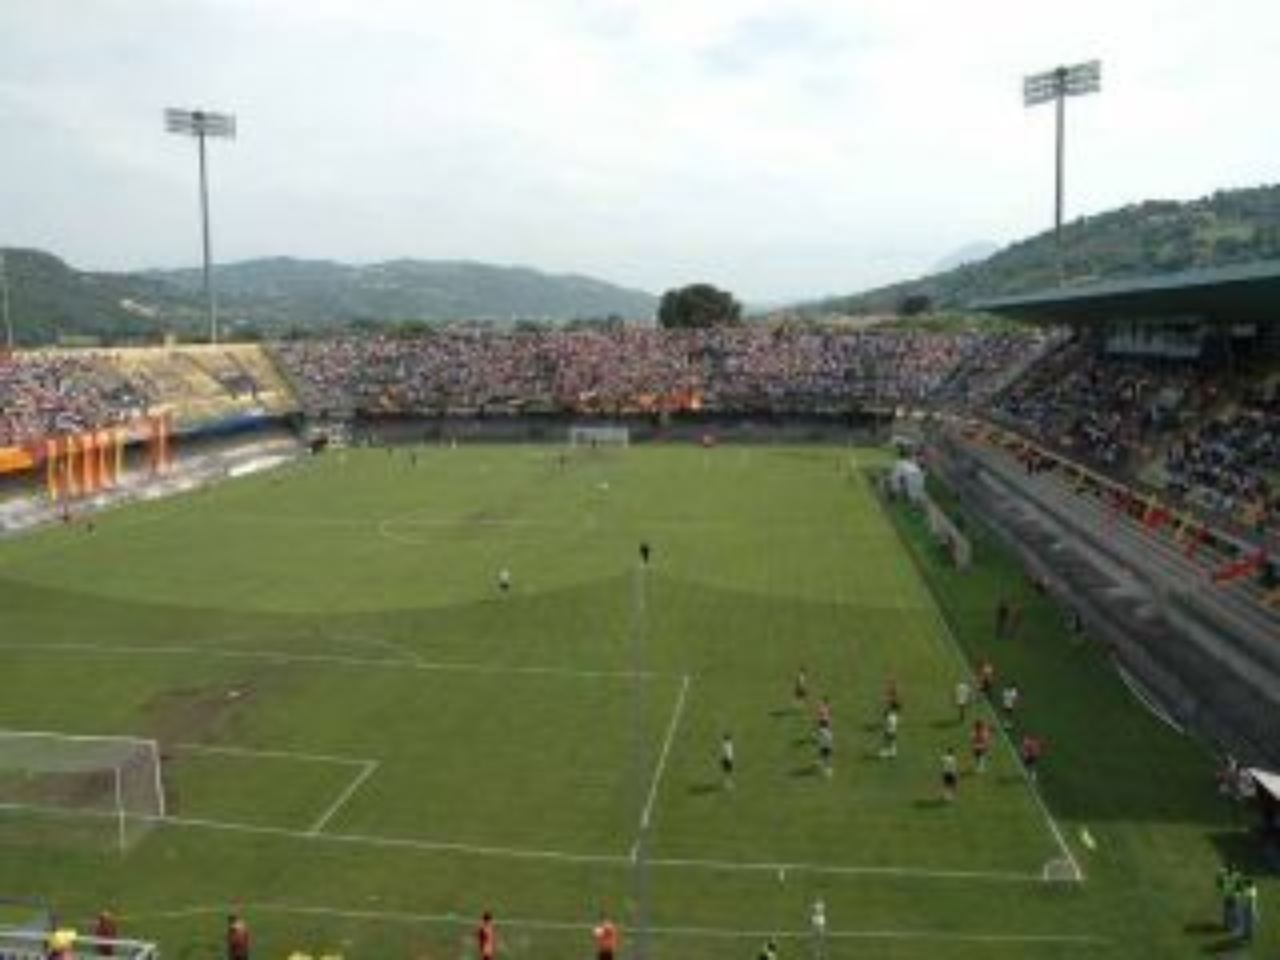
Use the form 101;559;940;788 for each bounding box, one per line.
593;914;619;960
226;914;251;960
476;911;497;960
93;911;119;956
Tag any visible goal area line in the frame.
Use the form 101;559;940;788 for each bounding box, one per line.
123;901;1110;947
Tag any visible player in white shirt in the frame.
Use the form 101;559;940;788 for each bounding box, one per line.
720;733;735;791
880;708;899;758
1000;682;1020;728
954;679;972;723
810;899;827;959
941;748;959;802
817;724;834;778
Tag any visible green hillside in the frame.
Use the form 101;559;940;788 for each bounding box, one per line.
0;249;198;345
807;183;1280;315
0;251;657;345
147;257;657;329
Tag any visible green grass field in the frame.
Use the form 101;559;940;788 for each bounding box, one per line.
0;444;1272;958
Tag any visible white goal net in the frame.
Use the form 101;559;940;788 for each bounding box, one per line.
568;426;630;448
0;731;164;853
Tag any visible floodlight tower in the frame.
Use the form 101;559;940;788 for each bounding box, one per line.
1023;61;1101;272
165;108;236;343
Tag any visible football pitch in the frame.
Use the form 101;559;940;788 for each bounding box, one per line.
0;445;1267;958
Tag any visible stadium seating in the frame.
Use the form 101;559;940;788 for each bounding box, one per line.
991;339;1277;540
0;346;297;447
269;326;1051;418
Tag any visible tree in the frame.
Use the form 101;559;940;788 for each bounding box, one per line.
657;283;742;329
898;294;933;317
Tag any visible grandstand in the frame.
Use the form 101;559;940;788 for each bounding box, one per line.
966;261;1280;764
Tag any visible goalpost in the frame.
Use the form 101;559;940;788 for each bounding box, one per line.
568;425;630;448
0;731;165;854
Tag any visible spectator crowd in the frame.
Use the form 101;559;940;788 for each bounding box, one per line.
271;326;1045;417
3;328;1274;540
992;336;1278;539
0;353;147;447
992;339;1218;469
1164;387;1279;534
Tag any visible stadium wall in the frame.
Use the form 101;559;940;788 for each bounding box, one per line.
346;411;894;446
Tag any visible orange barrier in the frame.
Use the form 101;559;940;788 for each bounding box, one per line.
36;416;173;503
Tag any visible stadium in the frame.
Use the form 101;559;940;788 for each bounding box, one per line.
2;4;1279;959
0;279;1276;957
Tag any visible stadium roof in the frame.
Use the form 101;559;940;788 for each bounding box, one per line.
970;259;1280;325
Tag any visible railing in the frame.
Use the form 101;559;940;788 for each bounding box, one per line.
0;929;158;960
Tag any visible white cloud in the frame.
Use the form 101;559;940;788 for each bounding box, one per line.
0;0;1276;300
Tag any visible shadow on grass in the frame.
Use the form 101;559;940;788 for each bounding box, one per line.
1208;830;1280;877
687;782;721;797
1183;921;1222;936
1201;936;1249;955
790;765;819;778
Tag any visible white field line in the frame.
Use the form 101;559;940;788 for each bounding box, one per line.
630;674;692;861
355;636;426;666
643;855;1041;884
1114;660;1185;735
122;902;1110;946
922;591;1085;882
873;491;1086;883
0;800;1053;884
308;760;379;835
173;743;374;767
0;641;651;681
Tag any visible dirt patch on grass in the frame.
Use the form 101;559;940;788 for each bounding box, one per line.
0;769;113;808
143;680;257;746
143;680;258;815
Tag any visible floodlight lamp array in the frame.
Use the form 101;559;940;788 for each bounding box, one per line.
1022;60;1101;106
164;108;236;139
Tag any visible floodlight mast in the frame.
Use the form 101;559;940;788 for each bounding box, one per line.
165;108;236;343
1022;61;1100;276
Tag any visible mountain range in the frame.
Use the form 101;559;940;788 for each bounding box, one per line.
0;252;657;344
6;182;1280;343
805;183;1280;315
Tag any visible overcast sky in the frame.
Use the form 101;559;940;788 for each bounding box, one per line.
1;0;1277;301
